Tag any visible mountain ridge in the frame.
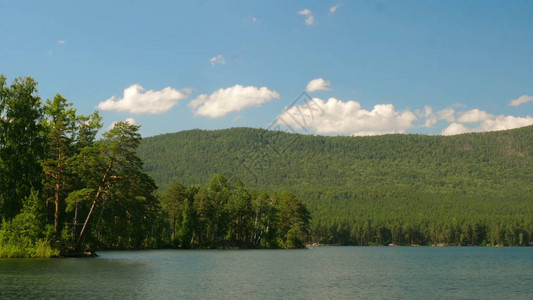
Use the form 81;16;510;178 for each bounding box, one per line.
138;125;533;245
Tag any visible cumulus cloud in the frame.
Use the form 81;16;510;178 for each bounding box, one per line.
298;9;315;25
306;78;331;92
210;54;226;66
97;84;191;114
330;3;343;14
189;84;280;118
510;95;533;107
441;123;469;136
277;97;417;136
478;115;533;132
457;109;495;123
442;114;533;135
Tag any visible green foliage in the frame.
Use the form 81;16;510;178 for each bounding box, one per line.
0;74;167;256
274;192;311;248
0;190;59;258
43;93;79;237
69;121;167;251
162;175;310;249
0;75;46;220
138;126;533;246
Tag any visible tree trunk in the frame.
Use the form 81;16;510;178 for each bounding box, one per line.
75;159;114;251
73;202;79;242
172;215;176;240
55;151;62;238
75;195;98;251
54;171;60;238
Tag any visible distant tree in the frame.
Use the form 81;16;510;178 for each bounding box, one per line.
274;193;311;248
162;182;187;241
226;183;252;245
178;185;200;248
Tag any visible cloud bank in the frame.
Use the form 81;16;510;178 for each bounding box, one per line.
442;114;533;135
277;97;417;136
275;95;533;136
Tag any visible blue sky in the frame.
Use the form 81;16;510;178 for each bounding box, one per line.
1;0;532;137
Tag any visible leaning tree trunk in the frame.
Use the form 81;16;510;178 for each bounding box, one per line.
74;191;100;251
73;202;79;242
74;159;113;251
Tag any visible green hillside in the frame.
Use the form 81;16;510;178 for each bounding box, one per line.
138;126;533;246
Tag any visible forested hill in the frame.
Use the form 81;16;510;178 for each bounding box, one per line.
138;126;533;246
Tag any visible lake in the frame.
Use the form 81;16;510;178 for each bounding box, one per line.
0;247;532;299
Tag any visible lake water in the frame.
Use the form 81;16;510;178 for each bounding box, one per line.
0;247;532;299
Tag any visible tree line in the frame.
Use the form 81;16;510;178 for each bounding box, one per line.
162;174;310;249
138;127;533;247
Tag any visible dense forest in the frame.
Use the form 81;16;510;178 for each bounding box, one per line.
0;75;310;258
162;175;310;249
2;74;532;258
138;126;533;246
0;75;169;257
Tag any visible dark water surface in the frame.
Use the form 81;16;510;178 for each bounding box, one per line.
0;247;532;299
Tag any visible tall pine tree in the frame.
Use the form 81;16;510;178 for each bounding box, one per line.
0;76;46;221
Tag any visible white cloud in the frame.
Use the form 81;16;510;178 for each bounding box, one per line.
330;3;343;14
438;108;456;122
97;84;191;114
189;84;280;118
277;97;417;136
457;109;495;123
247;16;259;23
510;95;533;107
306;78;331;92
478;115;533;132
441;123;469;136
442;114;533;135
58;40;66;45
298;9;315;25
210;54;226;66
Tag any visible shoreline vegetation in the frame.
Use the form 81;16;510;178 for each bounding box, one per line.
307;243;530;247
0;75;310;258
1;75;532;258
139;126;533;249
